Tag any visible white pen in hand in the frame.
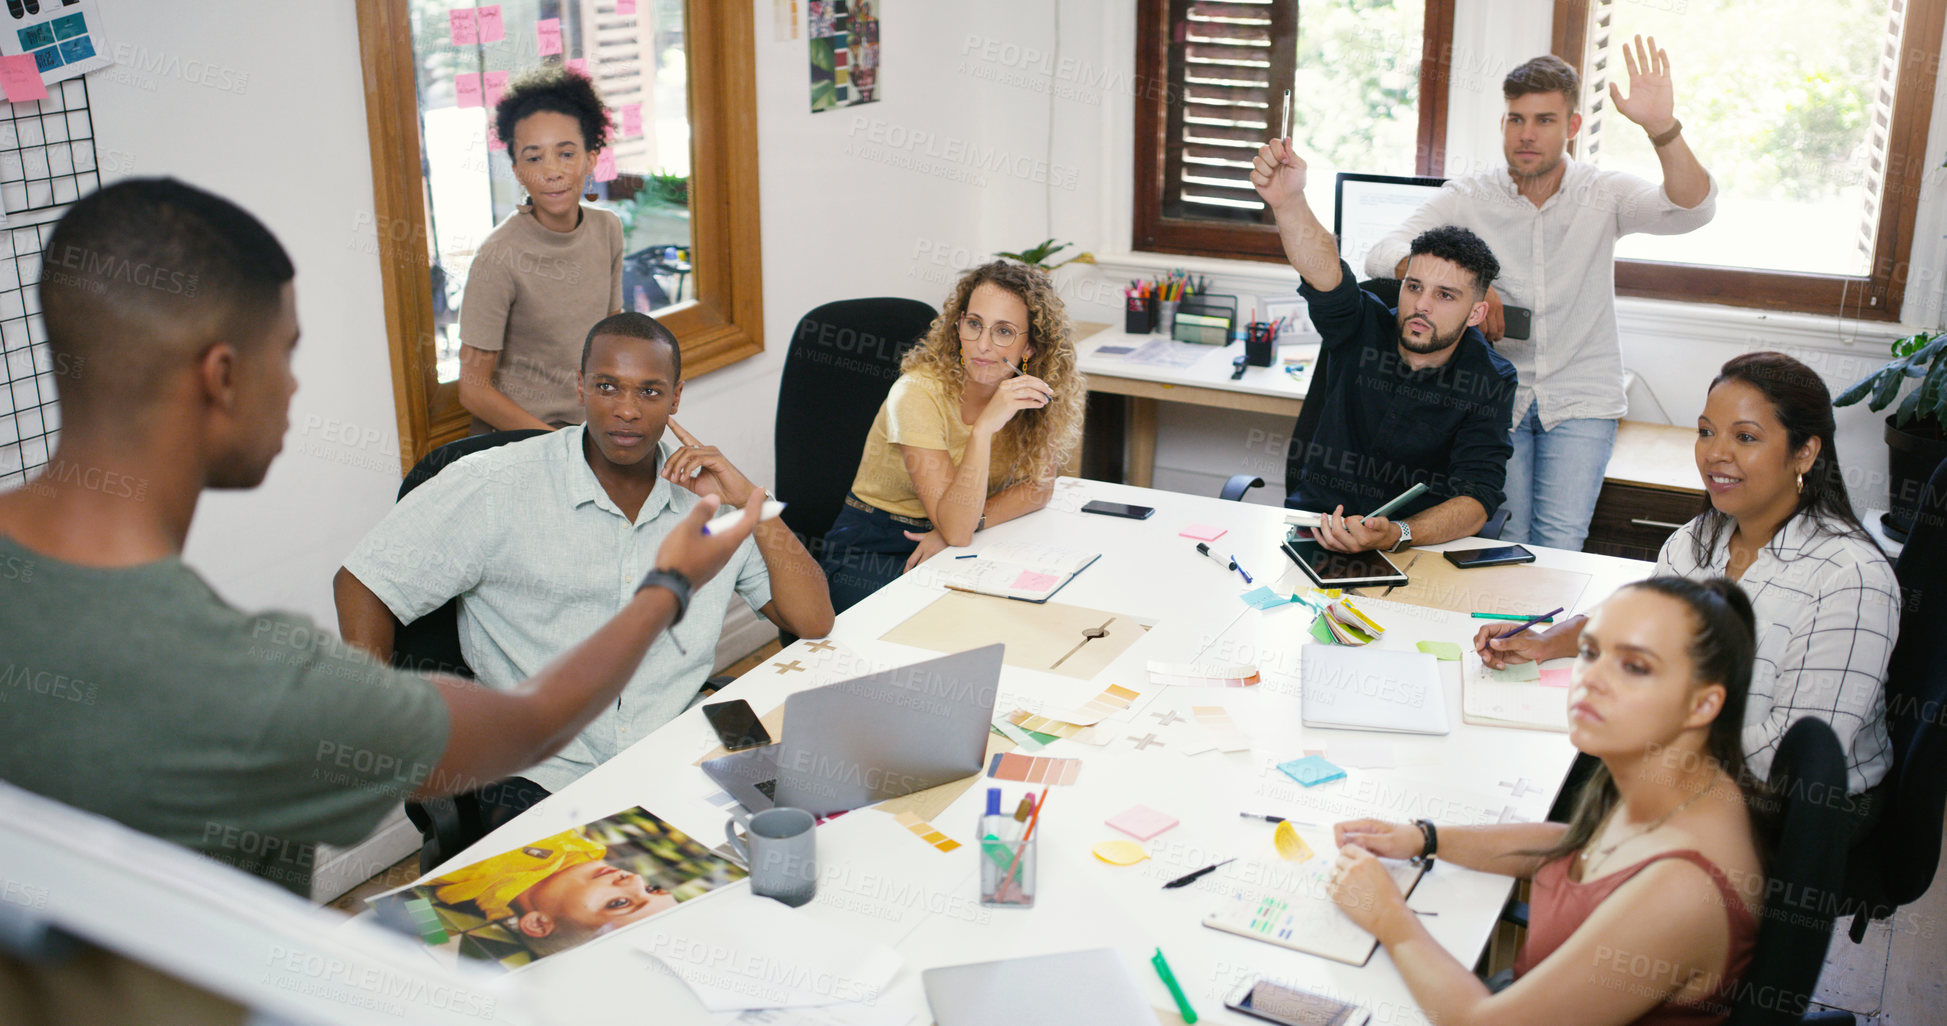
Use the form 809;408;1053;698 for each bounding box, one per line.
702;500;788;535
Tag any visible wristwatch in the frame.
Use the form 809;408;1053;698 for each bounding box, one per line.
1390;520;1413;553
635;567;693;625
1413;819;1439;864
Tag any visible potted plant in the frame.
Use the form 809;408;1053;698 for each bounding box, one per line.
996;238;1095;272
1833;330;1947;540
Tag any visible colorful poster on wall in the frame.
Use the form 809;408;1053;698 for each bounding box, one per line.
808;0;878;113
0;0;110;89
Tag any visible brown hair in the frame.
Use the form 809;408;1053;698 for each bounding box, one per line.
1503;55;1581;112
900;261;1086;486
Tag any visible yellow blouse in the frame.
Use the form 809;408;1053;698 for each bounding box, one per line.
847;371;1011;521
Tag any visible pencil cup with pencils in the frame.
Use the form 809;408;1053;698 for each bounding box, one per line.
1245;320;1279;367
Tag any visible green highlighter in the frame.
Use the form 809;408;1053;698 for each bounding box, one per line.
1151;947;1197;1024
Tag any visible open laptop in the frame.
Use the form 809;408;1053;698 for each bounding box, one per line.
702;644;1003;817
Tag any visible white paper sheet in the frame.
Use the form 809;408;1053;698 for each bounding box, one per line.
637;890;903;1012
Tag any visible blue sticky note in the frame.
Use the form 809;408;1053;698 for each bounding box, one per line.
1277;755;1346;787
1241;585;1293;611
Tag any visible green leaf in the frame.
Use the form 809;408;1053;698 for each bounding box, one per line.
1834;369;1882;407
1896;378;1926;427
1871;366;1908;411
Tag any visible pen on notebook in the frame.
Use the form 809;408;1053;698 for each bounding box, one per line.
1472;612;1557;623
1194;542;1235;572
1162;857;1235;890
1229;554;1253;585
1151;948;1199;1024
1495;606;1566;641
954;553;978;559
1365;482;1430;521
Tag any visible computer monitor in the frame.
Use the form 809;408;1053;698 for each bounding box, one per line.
1333;172;1447;279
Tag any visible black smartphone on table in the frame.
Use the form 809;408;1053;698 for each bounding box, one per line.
1443;544;1536;569
1080;500;1155;520
701;698;772;751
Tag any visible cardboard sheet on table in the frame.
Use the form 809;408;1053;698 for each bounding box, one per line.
879;591;1150;679
1378;554;1590;616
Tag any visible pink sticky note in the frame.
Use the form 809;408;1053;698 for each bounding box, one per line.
486;122;501;150
454;73;483;109
476;5;505;43
536;18;563;55
0;55;47;103
1539;667;1573;688
1178;523;1227;542
566;57;588;77
620;102;643;137
617;0;637;13
1012;570;1060;592
593;148;618;182
1107;804;1179;842
448;8;479;46
483;70;510;110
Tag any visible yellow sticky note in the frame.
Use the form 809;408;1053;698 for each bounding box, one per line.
1092;839;1150;865
1273;820;1315;862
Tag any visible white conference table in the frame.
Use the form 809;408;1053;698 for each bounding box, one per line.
445;479;1650;1025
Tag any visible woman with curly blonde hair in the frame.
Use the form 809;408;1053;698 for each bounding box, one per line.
819;260;1086;612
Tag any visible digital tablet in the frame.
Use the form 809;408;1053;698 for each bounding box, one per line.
1281;530;1409;589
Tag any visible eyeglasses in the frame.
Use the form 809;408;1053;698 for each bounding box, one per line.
957;315;1022;347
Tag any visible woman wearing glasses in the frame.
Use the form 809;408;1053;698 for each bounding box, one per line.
818;260;1086;613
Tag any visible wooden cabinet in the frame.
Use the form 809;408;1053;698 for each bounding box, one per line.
1585;422;1704;562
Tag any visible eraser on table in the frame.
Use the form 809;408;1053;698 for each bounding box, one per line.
1277;754;1346;787
1417;640;1463;661
1106;804;1178;841
1488;662;1541;683
1179;523;1227;542
702;499;786;535
1539;667;1573;688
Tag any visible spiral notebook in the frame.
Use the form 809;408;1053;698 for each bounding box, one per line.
1203;858;1427;966
931;542;1100;602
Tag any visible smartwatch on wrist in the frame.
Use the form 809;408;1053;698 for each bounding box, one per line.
635;567;693;625
1390;520;1413;553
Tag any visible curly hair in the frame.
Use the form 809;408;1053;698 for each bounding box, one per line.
1409;225;1500;297
494;66;610;156
900;260;1086;486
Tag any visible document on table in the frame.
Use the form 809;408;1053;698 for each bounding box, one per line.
1204;857;1427;966
924;542;1100;602
636;889;902;1012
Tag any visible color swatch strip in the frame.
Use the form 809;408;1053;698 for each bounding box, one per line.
893;810;962;852
1008;709;1087;737
1191;705;1251;752
987;751;1083;786
1056;682;1142;725
1148;662;1262;687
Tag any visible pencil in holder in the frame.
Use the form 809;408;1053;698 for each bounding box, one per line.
1153;300;1178;335
1245;322;1277;367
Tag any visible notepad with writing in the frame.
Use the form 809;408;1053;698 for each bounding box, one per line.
935;542;1101;602
1461;659;1572;732
1203;858;1427;966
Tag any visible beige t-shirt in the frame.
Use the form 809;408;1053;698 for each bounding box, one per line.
459;205;624;430
848;371;1010;521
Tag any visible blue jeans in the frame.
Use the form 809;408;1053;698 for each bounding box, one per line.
1500;402;1617;550
818;496;932;614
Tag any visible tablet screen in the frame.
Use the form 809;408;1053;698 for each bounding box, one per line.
1281;531;1409;588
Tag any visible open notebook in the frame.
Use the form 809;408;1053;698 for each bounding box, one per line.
1461;659;1572;732
1204;857;1427;966
932;542;1100;602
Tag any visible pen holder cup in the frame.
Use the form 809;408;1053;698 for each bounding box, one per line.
979;838;1036;907
1245;322;1277;367
1153;300;1179;336
1124;296;1153;334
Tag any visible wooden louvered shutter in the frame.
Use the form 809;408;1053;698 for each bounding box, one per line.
1856;0;1906;275
1569;0;1614;161
1159;0;1297;224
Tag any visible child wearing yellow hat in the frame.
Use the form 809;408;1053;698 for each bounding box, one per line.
434;828;676;947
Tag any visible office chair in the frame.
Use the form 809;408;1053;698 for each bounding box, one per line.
389;429;547;872
774;298;935;555
1727;718;1854;1026
1839;454;1947;942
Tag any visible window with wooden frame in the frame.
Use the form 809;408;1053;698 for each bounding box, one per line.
1134;0;1455;261
356;0;763;473
1555;0;1944;319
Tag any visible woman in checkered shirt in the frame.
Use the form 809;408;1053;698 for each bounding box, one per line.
1476;351;1897;817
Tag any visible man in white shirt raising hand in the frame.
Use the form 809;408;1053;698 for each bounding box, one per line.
1365;38;1713;551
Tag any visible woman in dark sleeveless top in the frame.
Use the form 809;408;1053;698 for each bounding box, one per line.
1328;577;1767;1025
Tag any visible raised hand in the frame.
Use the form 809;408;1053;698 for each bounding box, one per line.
1249;137;1309;212
1609;34;1677;135
661;418;756;507
652;490;763;588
